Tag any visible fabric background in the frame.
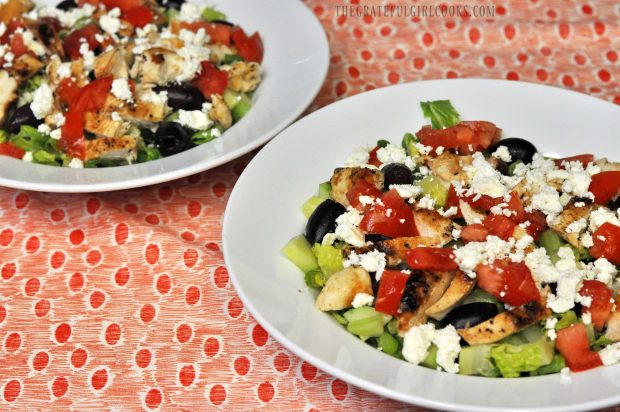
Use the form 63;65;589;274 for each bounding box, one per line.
1;0;619;410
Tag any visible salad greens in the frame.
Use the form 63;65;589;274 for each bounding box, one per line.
420;100;461;130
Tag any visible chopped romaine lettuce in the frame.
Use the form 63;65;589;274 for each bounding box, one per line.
10;125;66;166
401;132;419;157
420;100;460;130
555;311;578;330
459;344;499;377
531;354;566;376
202;6;227;22
137;147;162;163
490;337;554;378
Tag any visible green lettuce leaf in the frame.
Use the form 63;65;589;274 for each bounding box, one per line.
420;100;460;130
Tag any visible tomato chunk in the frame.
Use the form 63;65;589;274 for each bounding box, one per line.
192;61;228;100
375;269;410;316
523;210;548;241
416;121;501;155
555;154;594;168
368;146;382;167
360;189;418;238
231;26;264;63
63;24;102;60
460;224;490;242
101;0;142;13
405;247;457;271
445;185;462;218
346;179;382;212
589;171;620;205
9;33;29;58
476;260;540;307
122;5;153;28
579;280;614;330
0;142;25;159
556;323;603;372
590;222;620;265
483;214;516;240
180;21;233;46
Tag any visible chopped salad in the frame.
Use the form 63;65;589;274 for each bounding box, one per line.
283;100;620;378
0;0;262;167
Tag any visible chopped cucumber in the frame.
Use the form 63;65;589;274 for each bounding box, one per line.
421;345;438;369
165;8;179;23
231;95;252;123
531;354;566;376
555;311;578;330
311;243;344;277
538;230;564;263
282;235;319;273
459;344;499;377
304;270;326;289
223;89;242;109
343;306;379;323
508;160;523;176
164;111;180;122
332;312;348;326
419;176;448;207
347;316;384;337
386;318;398;335
378;332;399;355
301;196;325;218
318;182;332;200
520;325;544;343
401;132;419;157
202;6;227;22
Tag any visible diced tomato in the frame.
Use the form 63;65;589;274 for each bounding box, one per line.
589;171;620;205
522;210;548;241
556;323;603;372
231;26;264;63
180;21;233;46
71;77;114;112
405;247;458;271
346;179;382;212
0;20;25;44
192;61;228;100
375;269;410;316
101;0;142;13
590;222;620;265
368;146;382;167
122;5;153;28
57;78;81;107
416;121;501;155
360;189;418;238
462;193;504;211
460;224;490;242
555;154;594;168
0;142;25;159
59;108;86;160
9;33;29;58
63;24;102;60
445;185;462;218
579;280;614;330
483;214;516;240
506;193;525;223
476;260;540;307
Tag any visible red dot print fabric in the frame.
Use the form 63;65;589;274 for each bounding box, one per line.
1;1;619;411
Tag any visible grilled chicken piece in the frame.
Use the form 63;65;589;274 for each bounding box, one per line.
0;0;33;24
412;209;454;243
130;47;187;85
376;235;449;266
459;199;486;225
85;135;138;162
330;167;384;207
227;61;261;93
83;112;130;138
458;301;550;345
209;94;232;129
426;271;475;319
549;202;595;248
103;94;166;125
7;54;44;81
0;71;18;125
605;311;620;341
315;267;373;311
596;158;620;172
94;49;129;79
397;270;454;335
427;152;471;186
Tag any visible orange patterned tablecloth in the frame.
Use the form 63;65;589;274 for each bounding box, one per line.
1;1;620;410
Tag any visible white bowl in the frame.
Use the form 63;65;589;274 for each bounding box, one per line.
223;79;620;412
0;0;329;192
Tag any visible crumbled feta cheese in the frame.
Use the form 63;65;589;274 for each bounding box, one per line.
79;40;95;70
0;23;6;38
111;78;134;103
176;44;211;81
100;7;122;36
30;83;54;120
175;109;212;131
582;312;592;325
140;90;168;106
37;4;96;28
22;152;33;162
453;236;517;278
50;129;62;140
433;325;461;374
589;207;620;232
377;144;406;165
565;218;587;235
417;195;435;210
529;185;563;218
580;232;594;248
334;209;365;248
599;342;620;366
492;146;512;163
452;229;461;239
37;124;51;134
402;324;435;365
344;250;386;281
179;28;207;45
390;184;422;200
21;30;46;56
435;146;445;155
351;293;374;308
414;142;432;156
68;158;84;169
560;367;571;383
56;62;72;80
111;112;122;122
440;207;458;217
180;3;203;22
464;152;513;198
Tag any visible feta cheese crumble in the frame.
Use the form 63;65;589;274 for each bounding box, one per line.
111;78;134;103
351;293;374;308
30;83;54;120
402;324;461;373
344;250;386;281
